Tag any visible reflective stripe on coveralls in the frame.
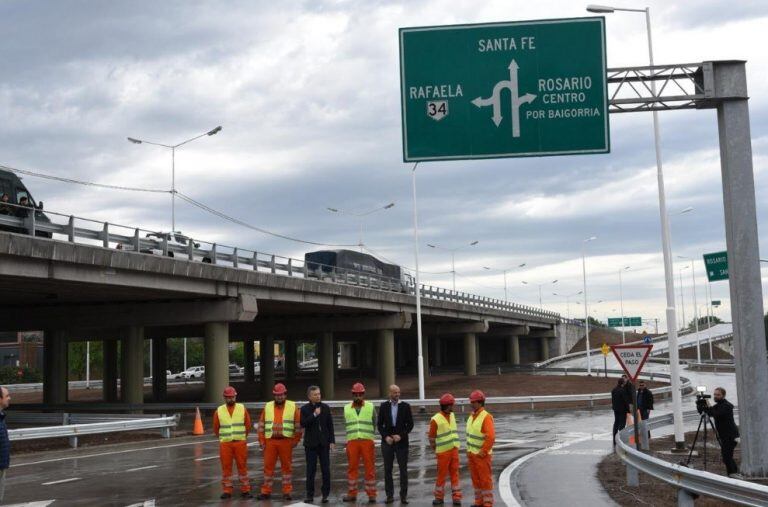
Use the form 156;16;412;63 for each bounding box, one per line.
218;403;246;442
264;400;296;438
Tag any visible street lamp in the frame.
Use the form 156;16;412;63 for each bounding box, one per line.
679;255;702;363
127;125;223;234
427;241;479;291
678;264;689;330
483;263;527;302
581;235;597;375
327;202;395;252
552;290;582;321
588;2;686;450
521;279;558;309
618;266;630;343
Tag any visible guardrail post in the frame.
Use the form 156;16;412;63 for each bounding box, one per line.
102;222;109;248
67;216;75;242
26;210;36;236
287;258;293;276
161;234;169;256
187;238;194;260
270;255;276;273
210;243;217;265
252;251;258;270
232;247;239;268
69;435;78;449
640;420;650;450
626;463;639;487
133;229;140;251
677;489;695;507
588;396;594;409
302;261;308;278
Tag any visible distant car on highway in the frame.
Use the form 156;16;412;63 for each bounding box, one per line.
166;370;184;381
229;364;243;376
181;366;205;379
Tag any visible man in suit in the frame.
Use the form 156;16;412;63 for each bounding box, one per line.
377;384;414;504
300;385;336;503
636;380;654;421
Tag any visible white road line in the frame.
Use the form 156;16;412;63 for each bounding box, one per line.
12;438;220;467
4;502;55;507
195;455;219;462
125;465;159;472
42;477;82;486
125;500;156;507
498;433;609;507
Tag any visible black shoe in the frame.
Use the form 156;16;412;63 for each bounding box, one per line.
256;493;271;500
343;496;357;503
432;500;444;506
241;491;252;499
304;498;314;503
220;492;232;499
385;498;395;504
283;494;292;501
322;497;330;503
368;498;377;504
401;499;409;505
452;501;462;506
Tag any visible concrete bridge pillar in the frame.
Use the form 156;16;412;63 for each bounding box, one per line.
152;337;167;401
421;333;430;376
285;338;297;381
43;330;68;405
464;333;477;376
378;329;396;398
318;332;335;399
432;337;442;367
540;337;550;362
121;326;145;405
203;323;230;404
244;338;255;384
507;336;520;365
102;338;118;402
396;336;407;368
260;336;275;400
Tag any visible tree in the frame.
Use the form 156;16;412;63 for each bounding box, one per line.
688;315;724;330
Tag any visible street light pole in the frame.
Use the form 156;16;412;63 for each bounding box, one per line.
588;3;686;450
581;236;597;375
428;241;479;292
619;266;630;343
327;202;396;253
553;291;582;321
680;256;702;362
678;265;688;330
483;263;526;302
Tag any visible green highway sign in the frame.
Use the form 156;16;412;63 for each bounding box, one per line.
399;17;609;162
608;317;642;327
712;300;721;307
703;251;728;282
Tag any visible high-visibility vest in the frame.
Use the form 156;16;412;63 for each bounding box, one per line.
264;400;296;438
466;409;492;455
344;402;375;441
217;403;247;442
431;411;460;453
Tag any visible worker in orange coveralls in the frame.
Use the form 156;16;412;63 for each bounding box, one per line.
256;383;302;501
428;393;462;506
342;382;377;503
213;386;252;499
466;390;495;507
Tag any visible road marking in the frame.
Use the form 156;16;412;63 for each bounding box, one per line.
195;456;219;462
42;477;81;486
126;465;159;472
4;502;55;507
12;438;220;468
125;500;156;507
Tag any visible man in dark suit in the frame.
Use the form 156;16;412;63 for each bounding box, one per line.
377;384;414;504
300;385;336;503
636;380;654;420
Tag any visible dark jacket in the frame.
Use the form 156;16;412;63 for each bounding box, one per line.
300;401;335;448
637;388;654;411
611;385;631;413
704;398;739;440
377;400;414;445
0;411;9;469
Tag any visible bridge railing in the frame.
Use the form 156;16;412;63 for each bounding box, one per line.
0;203;559;321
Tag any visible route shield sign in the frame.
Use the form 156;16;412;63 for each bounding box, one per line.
399;17;609;161
600;343;610;356
703;251;728;282
610;344;653;382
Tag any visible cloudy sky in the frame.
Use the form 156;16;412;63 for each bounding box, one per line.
2;0;767;332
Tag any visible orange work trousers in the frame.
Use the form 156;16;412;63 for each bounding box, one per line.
220;440;250;494
468;452;493;506
434;448;462;502
261;438;295;495
346;439;376;498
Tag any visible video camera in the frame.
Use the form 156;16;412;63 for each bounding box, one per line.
695;386;711;413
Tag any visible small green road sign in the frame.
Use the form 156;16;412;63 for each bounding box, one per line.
399;17;609;162
608;317;643;327
608;317;622;327
712;300;722;307
703;251;728;282
628;317;642;327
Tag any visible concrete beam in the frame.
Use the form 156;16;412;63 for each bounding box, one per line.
260;336;275;400
102;338;118;402
231;312;412;335
487;325;530;337
121;326;144;405
203;323;230;404
318;332;334;399
43;330;68;405
377;329;395;398
464;333;477;376
528;328;556;338
0;295;258;332
422;320;489;335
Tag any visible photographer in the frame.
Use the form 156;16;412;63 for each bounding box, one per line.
698;387;741;478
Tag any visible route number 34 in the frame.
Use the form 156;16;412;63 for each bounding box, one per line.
426;100;448;121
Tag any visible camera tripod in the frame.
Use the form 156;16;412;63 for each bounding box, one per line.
684;407;721;471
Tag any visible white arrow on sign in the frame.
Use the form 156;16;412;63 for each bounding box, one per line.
471;59;537;137
610;344;653;382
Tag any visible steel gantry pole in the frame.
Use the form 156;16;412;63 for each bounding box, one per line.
411;163;425;401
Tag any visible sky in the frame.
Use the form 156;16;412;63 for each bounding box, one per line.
1;0;767;332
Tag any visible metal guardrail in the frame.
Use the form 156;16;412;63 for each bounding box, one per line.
7;412;165;425
8;414;179;448
616;410;768;506
0;203;559;321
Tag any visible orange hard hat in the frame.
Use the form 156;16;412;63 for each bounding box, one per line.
439;393;455;405
223;386;237;397
351;382;366;394
469;389;485;403
273;383;287;395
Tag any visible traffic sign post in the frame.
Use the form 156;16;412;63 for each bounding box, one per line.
703;251;729;282
611;344;653;450
399;17;609;161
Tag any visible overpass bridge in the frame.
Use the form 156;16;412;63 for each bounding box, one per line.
0;208;561;405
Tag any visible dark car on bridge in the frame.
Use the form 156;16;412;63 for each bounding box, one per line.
0;168;52;237
304;249;413;292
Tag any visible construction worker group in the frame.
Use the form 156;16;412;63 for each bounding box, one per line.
214;382;496;506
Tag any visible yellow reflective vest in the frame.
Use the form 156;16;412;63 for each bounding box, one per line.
431;411;460;453
466;409;492;455
344;402;375;441
264;400;296;438
217;403;247;442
